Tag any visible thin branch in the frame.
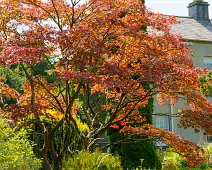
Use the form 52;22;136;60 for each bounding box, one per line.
58;120;71;160
87;84;97;118
58;84;67;105
50;117;65;136
82;84;92;125
112;91;155;125
50;0;62;31
61;0;72;28
66;82;83;114
106;93;126;125
74;0;97;23
34;75;65;114
20;63;35;104
70;0;76;27
66;82;85;138
90;93;126;138
149;113;179;117
27;0;58;28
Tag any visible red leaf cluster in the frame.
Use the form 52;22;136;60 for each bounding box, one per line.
0;0;211;165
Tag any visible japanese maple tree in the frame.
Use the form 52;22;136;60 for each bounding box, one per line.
0;0;212;169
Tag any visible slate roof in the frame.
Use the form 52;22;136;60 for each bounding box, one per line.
171;16;212;43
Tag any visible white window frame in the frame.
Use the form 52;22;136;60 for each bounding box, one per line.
155;115;172;147
203;56;212;70
155;115;171;132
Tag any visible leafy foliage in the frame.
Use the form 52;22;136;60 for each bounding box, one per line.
162;149;184;170
0;0;211;169
107;97;161;169
200;72;212;97
0;119;42;170
34;59;57;84
0;65;26;94
160;147;212;170
63;149;123;170
162;160;180;170
201;143;212;168
0;77;20;109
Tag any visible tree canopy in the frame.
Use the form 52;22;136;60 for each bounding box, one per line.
0;0;211;169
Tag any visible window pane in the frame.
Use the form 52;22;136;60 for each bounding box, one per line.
207;136;212;143
155;116;170;131
203;57;212;70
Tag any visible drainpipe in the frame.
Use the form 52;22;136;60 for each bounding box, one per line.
169;101;174;132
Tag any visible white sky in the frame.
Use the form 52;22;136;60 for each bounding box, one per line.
145;0;212;18
80;0;212;18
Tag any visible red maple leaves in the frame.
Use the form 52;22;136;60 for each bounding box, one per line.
0;0;211;167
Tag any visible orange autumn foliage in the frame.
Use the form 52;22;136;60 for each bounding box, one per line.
0;0;211;168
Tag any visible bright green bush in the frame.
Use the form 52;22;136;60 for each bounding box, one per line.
63;149;123;170
161;149;185;170
203;143;212;168
160;146;212;170
162;158;180;170
0;119;42;170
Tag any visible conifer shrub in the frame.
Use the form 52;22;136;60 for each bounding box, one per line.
107;131;161;170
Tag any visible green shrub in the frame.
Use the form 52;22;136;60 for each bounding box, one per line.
118;139;161;169
0;119;42;170
203;143;212;168
161;149;185;170
161;145;212;170
63;149;123;170
162;158;180;170
198;163;209;169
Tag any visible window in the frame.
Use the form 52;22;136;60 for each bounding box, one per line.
155;116;172;147
207;136;212;143
203;56;212;70
155;116;171;131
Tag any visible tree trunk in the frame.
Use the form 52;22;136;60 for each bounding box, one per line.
53;158;61;170
41;157;52;170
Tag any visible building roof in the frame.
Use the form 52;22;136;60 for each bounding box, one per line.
171;16;212;43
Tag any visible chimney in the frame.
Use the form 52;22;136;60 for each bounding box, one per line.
188;0;210;22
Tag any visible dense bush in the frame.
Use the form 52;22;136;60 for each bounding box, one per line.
63;149;123;170
0;119;42;170
162;157;181;170
107;132;161;170
161;148;189;170
203;143;212;168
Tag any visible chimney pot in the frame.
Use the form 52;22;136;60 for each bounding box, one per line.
188;0;210;22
